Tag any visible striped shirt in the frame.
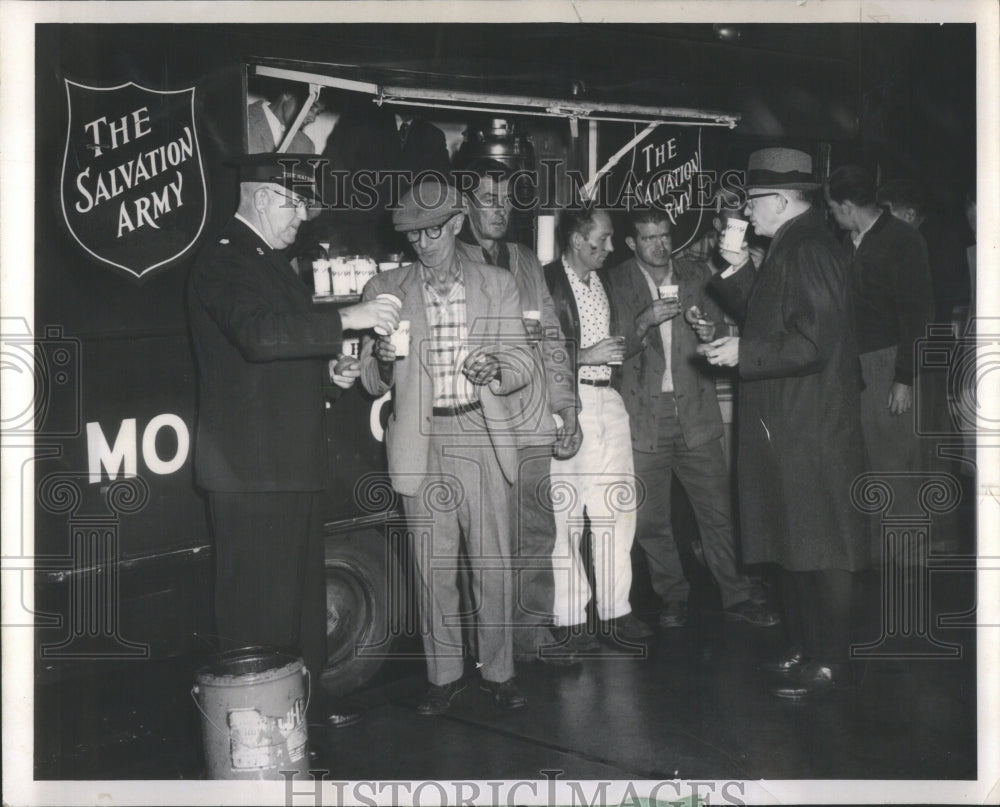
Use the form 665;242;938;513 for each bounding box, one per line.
420;263;476;409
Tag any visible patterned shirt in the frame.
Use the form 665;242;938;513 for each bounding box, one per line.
420;262;476;408
562;257;612;382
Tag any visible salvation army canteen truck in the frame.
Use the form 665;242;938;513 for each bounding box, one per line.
26;23;746;696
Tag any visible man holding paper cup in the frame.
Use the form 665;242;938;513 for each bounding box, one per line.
542;204;655;648
188;154;401;730
702;147;867;700
609;207;779;631
359;176;534;715
456;158;583;666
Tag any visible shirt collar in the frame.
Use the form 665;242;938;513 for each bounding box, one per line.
852;210;880;247
261;102;285;148
234;213;272;250
562;254;592;285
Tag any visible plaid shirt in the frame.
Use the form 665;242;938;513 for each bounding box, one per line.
420;264;476;409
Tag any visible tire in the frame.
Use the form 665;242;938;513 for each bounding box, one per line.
319;526;398;696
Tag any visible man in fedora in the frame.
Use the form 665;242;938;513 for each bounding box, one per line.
188;154;401;729
702;147;867;699
359;176;533;714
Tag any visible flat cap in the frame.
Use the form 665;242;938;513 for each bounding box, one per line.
232;153;322;202
393;176;463;232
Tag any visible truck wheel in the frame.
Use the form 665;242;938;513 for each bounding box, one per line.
320;527;397;696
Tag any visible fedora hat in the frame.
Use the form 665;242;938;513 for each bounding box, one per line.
746;148;820;190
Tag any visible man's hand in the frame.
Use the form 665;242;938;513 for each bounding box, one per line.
523;317;543;343
373;335;397;363
691;319;716;343
888;382;914;415
718;242;751;269
340;298;401;334
462;350;501;385
579;336;626;366
699;335;740;367
330;355;361;389
636;299;681;332
553;406;583;460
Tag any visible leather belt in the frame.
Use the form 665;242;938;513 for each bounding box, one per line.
579;378;612;387
432;401;482;417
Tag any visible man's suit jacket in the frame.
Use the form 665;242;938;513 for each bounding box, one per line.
247;100;316;154
187;217;344;492
359;258;531;496
608;256;726;452
542;259;623;388
457;239;577;445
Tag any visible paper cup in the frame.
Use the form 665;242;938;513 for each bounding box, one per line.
658;284;679;301
720;218;749;252
389;320;410;358
375;293;403;335
341;336;360;359
330;257;355;296
312;259;331;295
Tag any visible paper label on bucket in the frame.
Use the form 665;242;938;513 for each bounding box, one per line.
226;698;307;770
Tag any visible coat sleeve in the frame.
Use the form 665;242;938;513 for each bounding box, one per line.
486;272;532;396
739;241;843;381
191;246;344;362
529;253;578;414
707;260;755;324
358;278;392;397
891;229;934;385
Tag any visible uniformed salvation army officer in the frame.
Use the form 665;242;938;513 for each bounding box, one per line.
187;154;400;728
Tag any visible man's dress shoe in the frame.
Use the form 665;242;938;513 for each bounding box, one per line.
770;661;843;700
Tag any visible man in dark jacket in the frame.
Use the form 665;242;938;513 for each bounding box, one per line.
609;207;779;630
543;204;655;650
826;166;935;521
188;154;400;727
703;148;867;699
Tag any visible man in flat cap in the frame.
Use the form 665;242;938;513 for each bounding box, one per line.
702;148;867;699
360;176;533;714
188;154;400;729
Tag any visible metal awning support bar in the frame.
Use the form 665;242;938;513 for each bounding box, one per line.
277;83;321;153
583;120;661;199
253;62;740;128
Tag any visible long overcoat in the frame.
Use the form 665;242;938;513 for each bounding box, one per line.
712;209;868;571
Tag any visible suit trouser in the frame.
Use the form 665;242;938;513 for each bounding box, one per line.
510;444;559;652
550;384;635;627
860;346;924;506
400;412;514;686
208;491;327;686
783;569;854;666
632;393;759;609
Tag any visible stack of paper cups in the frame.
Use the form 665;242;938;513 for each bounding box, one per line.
330;257;355;296
536;214;556;263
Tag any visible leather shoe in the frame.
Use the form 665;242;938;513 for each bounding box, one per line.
724;598;781;627
317;710;361;729
563;625;601;654
605;613;654;640
770;661;842;700
761;646;807;674
515;646;580;666
480;678;527;710
416;678;468;716
659;600;689;628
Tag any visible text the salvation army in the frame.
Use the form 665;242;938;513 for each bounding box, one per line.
74;105;195;237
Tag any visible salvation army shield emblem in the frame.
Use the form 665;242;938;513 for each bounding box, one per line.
60;79;207;280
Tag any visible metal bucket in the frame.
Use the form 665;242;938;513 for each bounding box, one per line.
192;648;310;780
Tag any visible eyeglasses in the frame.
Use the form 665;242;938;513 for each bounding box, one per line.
637;233;672;244
270;188;309;211
405;215;457;243
745;192;780;205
